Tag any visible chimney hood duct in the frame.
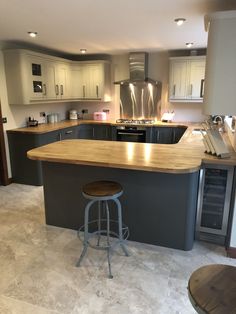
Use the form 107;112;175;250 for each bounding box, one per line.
114;52;161;85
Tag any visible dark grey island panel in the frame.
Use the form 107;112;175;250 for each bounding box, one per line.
42;162;199;250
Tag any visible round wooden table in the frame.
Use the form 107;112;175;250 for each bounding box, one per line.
188;264;236;313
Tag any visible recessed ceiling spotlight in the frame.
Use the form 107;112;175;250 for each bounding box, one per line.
28;31;37;38
174;18;186;26
80;49;87;54
186;42;194;48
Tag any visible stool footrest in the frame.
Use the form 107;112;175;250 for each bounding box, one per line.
78;218;129;250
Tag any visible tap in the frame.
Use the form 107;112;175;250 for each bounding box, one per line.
213;115;223;124
213;115;225;132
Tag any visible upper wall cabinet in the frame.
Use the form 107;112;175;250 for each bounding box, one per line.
3;49;111;105
70;62;111;101
169;56;206;102
3;50;71;104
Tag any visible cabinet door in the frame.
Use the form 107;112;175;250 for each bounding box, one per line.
152;127;173;144
38;130;61;145
169;60;188;100
74;63;104;100
81;64;100;99
89;64;103;99
188;60;206;100
93;125;111;140
43;60;57;100
56;63;71;99
70;65;84;98
77;125;94;139
172;126;187;143
61;127;78;140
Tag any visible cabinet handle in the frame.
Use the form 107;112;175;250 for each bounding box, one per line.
173;84;176;96
173;130;176;143
190;84;193;96
55;84;59;95
60;85;64;96
65;130;72;134
59;133;62;141
83;85;86;98
157;130;160;142
96;85;99;98
43;84;47;95
92;128;94;138
200;79;204;98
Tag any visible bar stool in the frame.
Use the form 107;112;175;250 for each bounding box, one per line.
188;264;236;313
76;180;129;278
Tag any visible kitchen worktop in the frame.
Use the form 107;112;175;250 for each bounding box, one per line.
7;119;189;134
27;125;236;173
26;121;236;250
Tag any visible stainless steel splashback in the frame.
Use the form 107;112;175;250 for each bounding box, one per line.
120;82;162;119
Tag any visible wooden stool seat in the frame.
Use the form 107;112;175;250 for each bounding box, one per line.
83;180;123;197
188;264;236;314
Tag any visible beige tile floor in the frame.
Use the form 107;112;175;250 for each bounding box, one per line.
0;183;236;314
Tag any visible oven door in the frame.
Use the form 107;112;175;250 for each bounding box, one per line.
116;128;146;143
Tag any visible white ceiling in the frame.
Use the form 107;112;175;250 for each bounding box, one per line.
0;0;235;55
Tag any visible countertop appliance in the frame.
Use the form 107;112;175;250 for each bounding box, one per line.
69;110;77;120
27;117;38;127
94;112;107;121
47;113;60;123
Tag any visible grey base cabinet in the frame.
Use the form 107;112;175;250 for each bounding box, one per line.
151;126;187;144
78;124;111;140
7;126;78;186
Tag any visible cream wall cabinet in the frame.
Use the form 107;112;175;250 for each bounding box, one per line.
70;62;111;101
3;49;111;105
3;50;71;104
169;56;206;102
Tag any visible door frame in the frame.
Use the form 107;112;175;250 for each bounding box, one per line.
0;101;9;185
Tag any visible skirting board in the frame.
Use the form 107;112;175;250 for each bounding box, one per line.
227;247;236;259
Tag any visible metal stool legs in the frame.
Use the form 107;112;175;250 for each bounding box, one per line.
76;197;129;278
105;201;113;279
76;199;96;267
113;198;129;257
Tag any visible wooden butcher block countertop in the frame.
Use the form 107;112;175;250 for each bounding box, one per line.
7;119;188;134
27;124;236;174
7;120;112;134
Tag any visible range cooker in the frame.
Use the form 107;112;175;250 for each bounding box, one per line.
116;119;155;143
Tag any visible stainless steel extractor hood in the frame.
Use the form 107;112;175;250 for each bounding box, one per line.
114;52;161;85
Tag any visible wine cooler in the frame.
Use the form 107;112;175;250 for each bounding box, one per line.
196;164;234;245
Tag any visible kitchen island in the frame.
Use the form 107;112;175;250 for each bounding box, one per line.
27;129;236;250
